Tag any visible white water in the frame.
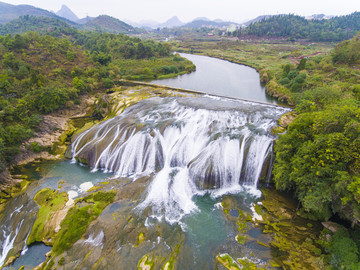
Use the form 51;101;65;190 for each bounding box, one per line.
71;97;290;223
0;219;24;267
84;230;104;247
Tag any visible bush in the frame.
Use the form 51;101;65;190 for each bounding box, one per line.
103;78;113;89
327;229;360;269
33;87;75;113
160;65;179;74
29;142;42;153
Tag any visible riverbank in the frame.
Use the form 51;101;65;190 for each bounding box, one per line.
172;40;333;105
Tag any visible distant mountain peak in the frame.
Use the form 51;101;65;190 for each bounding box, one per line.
192;17;211;22
160;16;184;28
83;15;141;34
56;4;78;22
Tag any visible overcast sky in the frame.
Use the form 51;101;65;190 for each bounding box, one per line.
2;0;360;23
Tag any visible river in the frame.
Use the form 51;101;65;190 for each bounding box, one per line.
152;53;278;104
0;55;321;270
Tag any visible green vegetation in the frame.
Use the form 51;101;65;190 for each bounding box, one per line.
235;13;360;42
0;15;76;36
174;33;360;268
0;30;194;177
27;188;68;245
0;13;140;36
0;179;29;205
52;190;116;253
273;34;360;224
82;15;142;34
319;228;360;269
137;254;155;270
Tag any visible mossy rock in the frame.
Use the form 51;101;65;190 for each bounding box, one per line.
0;180;30;205
51;190;116;254
27;188;68;245
138;254;154;270
271;126;286;135
216;253;241;270
237;258;259;270
137;232;145;247
278;111;296;128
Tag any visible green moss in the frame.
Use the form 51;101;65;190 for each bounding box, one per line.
271;126;286;135
87;186;103;192
58;126;76;145
52;190;116;254
254;204;263;216
72;121;97;138
44;258;55;270
27;188;68;245
257;240;269;247
237;258;259;270
137;254;154;270
0;180;30;205
235;234;247;244
136;232;145;247
216;253;241;270
162;254;175;270
92;257;104;270
58;257;65;265
99;181;110;185
269;260;281;267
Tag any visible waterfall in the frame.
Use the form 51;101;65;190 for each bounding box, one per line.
0;219;24;267
71;96;290;223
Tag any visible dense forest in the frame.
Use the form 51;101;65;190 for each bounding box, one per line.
0;15;143;36
235;13;360;42
0;30;194;177
0;15;77;36
271;34;360;268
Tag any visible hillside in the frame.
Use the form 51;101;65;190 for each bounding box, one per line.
0;14;145;36
183;19;236;28
82;15;142;34
236;12;360;41
0;1;60;24
0;15;76;35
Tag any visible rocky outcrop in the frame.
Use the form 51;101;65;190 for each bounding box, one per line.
13;95;96;167
278;111;296;128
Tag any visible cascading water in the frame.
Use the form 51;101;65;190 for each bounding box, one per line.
71;96;290;223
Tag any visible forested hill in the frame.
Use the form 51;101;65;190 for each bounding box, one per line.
0;16;76;35
0;31;195;180
82;15;142;34
236;12;360;42
0;15;143;36
0;1;60;24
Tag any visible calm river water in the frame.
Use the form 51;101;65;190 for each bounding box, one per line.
152;53;278;104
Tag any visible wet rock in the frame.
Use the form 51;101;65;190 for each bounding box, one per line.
4;255;17;266
321;221;343;233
